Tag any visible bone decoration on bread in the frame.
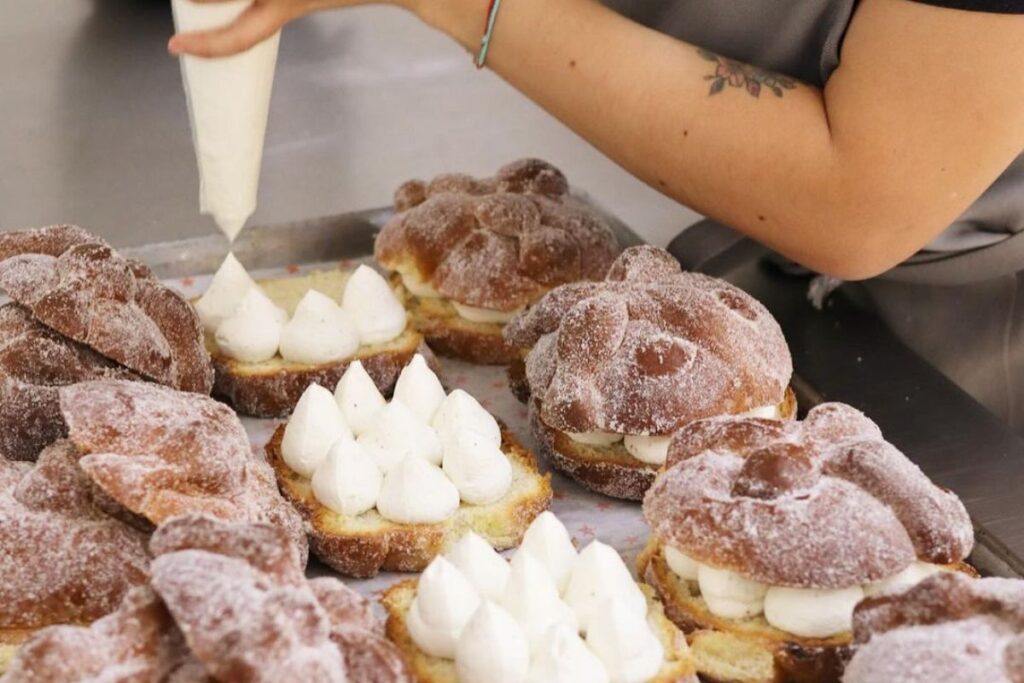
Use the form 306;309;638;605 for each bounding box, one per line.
843;573;1024;683
0;442;149;652
195;254;407;364
382;512;699;683
57;379;307;562
1;515;412;683
0;225;213;395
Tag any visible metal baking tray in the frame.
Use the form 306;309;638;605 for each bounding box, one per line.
124;202;1023;580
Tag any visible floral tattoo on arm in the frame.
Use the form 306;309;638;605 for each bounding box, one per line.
698;48;797;98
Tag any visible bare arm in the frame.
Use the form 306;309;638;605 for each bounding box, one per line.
172;0;1024;279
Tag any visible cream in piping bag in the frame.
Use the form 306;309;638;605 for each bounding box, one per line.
171;0;279;241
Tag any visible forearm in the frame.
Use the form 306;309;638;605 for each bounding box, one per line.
414;0;1019;278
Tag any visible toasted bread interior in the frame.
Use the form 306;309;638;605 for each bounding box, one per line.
267;425;553;577
381;579;698;683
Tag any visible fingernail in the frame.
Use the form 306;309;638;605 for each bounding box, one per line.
168;37;182;55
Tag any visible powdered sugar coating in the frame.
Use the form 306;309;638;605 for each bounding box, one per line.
0;226;213;394
149;515;410;683
0;441;150;631
0;587;206;683
643;403;974;588
845;574;1024;683
58;380;306;561
375;159;619;311
505;246;793;434
0;303;139;461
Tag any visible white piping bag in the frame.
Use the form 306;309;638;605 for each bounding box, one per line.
171;0;280;242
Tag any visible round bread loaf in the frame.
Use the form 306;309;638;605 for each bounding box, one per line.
375;159;620;313
504;245;793;435
643;403;974;589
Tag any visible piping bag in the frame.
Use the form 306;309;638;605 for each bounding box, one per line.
171;0;280;242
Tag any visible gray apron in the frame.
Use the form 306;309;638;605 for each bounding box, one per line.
603;1;1024;431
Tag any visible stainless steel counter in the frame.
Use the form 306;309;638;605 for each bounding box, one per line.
0;0;696;248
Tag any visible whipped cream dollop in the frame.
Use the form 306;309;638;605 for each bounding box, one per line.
587;597;664;683
762;585;864;639
408;557;482;659
432;389;502;453
443;430;513;506
623;434;673;465
451;302;524;325
342;265;408;344
502;551;579;651
333;360;386;436
567;431;624;447
400;270;442;299
357;400;444;472
663;545;700;581
214;286;287;363
310;437;381;517
697;565;768;620
863;561;944;597
376;456;460;524
195;253;257;333
527;623;609;683
445;532;510;602
408;515;669;682
564;540;648;634
393;354;447;423
278;290;360;365
455;602;531;683
280;383;351;477
519;511;579;593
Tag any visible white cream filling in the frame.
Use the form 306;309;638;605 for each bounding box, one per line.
399;270;443;299
284;356;513;525
664;545;948;639
278;290;359;365
451;301;524;324
561;403;779;462
411;516;669;683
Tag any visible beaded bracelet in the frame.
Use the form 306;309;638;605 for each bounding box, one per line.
475;0;503;68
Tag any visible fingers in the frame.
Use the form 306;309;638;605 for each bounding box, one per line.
168;3;287;58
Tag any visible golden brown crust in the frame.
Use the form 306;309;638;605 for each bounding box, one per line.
375;159;620;316
381;578;700;683
267;424;553;578
0;226;213;394
529;389;797;501
391;275;518;365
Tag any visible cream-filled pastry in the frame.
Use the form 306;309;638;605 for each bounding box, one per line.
640;402;976;683
375;159;621;365
504;245;795;501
